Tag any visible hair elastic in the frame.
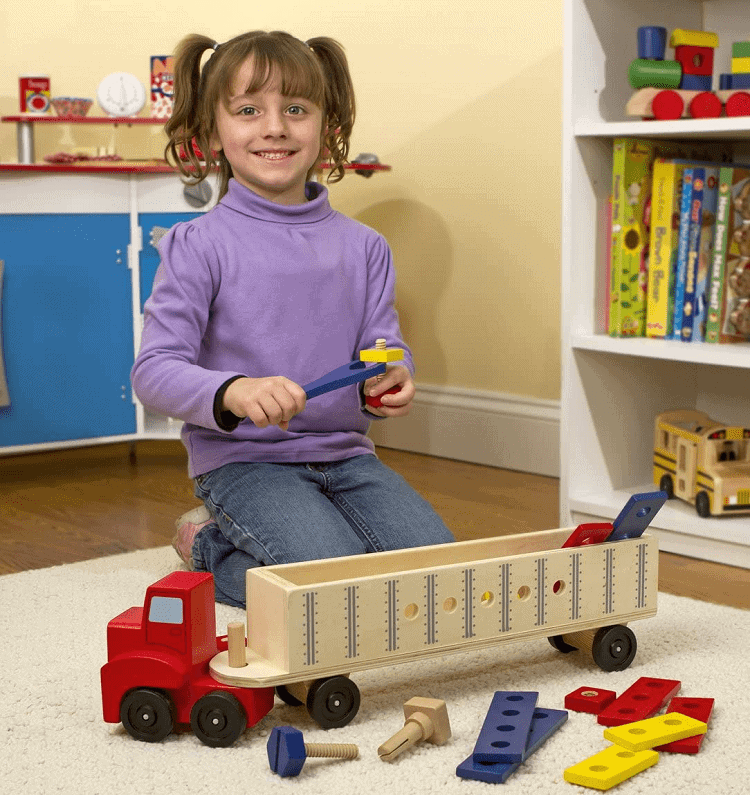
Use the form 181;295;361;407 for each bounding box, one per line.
212;42;221;51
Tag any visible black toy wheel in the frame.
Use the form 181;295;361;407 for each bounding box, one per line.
592;625;637;672
275;685;303;706
695;491;711;518
190;691;246;747
659;474;674;499
307;676;361;729
120;688;175;743
548;635;577;653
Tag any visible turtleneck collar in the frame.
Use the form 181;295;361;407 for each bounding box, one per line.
219;179;334;224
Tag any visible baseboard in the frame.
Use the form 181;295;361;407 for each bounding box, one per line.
368;384;560;478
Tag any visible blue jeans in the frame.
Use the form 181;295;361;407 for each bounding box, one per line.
192;454;455;607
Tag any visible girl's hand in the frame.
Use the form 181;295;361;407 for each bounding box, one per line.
363;365;415;417
222;376;306;430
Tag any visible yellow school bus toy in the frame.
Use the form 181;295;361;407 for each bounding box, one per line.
654;409;750;517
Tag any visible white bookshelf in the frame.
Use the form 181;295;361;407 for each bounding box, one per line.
561;0;750;569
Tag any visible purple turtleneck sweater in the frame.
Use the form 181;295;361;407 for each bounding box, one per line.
131;179;413;479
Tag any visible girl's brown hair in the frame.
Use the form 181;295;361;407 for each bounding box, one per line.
165;31;356;200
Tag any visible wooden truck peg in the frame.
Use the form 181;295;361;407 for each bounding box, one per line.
377;697;452;761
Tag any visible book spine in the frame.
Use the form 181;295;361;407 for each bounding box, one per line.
690;166;719;343
680;168;704;341
608;140;626;336
646;160;677;337
671;168;695;339
705;166;734;342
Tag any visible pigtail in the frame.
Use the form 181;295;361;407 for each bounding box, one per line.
164;34;222;188
307;37;356;184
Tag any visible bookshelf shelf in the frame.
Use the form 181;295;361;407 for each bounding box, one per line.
562;0;750;569
575;118;750;140
571;333;750;367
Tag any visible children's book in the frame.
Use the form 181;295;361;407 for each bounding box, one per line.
647;158;694;338
645;148;733;338
688;166;720;343
671;167;697;339
603;195;613;333
706;165;750;342
610;139;651;337
677;168;705;341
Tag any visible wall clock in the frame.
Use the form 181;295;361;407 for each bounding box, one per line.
96;72;146;117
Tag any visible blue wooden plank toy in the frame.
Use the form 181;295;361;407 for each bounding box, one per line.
608;490;668;542
302;360;386;400
457;707;568;783
471;691;539;764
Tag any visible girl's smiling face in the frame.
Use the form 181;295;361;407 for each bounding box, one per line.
211;56;325;205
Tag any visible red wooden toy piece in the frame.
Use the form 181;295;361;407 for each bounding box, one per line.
689;91;723;118
597;677;681;727
561;522;613;548
365;385;400;408
651;89;684;120
564;687;617;715
655;697;714;754
726;91;750;116
674;44;714;77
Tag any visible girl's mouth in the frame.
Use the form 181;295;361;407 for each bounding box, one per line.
254;150;294;160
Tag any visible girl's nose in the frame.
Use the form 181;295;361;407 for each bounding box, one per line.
261;111;288;136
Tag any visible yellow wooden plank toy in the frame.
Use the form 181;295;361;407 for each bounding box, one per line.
564;745;658;790
603;712;707;752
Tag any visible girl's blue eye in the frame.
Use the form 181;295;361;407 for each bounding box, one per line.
288;105;305;115
238;107;256;116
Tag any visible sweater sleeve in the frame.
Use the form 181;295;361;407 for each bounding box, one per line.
130;222;245;432
356;232;415;376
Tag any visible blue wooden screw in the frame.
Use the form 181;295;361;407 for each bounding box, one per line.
267;726;359;777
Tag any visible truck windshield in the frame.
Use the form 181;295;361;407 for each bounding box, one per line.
148;596;184;625
714;440;749;463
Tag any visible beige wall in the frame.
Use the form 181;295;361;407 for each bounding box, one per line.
0;0;562;401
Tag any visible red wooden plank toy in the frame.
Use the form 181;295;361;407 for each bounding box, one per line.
561;523;613;548
597;677;681;727
655;697;714;754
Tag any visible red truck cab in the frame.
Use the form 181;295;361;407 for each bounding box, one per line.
100;571;274;746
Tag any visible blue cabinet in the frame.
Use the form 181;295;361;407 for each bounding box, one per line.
0;214;136;446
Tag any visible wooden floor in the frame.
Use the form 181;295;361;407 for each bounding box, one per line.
1;441;748;609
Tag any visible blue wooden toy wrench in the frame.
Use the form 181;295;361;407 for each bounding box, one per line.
303;360;386;400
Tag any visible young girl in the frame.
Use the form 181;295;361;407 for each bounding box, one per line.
132;30;454;608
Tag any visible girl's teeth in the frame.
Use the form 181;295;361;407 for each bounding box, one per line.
257;151;291;160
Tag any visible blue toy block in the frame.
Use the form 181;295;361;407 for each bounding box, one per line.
607;491;667;542
720;72;750;90
637;26;667;60
471;691;539;764
457;708;568;783
680;73;712;91
302;360;386;400
267;726;306;777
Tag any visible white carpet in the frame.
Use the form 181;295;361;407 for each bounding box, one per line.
1;546;748;794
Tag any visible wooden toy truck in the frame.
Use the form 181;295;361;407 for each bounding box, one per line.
102;521;658;747
654;409;750;517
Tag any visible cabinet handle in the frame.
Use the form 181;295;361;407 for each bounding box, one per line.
0;260;9;407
